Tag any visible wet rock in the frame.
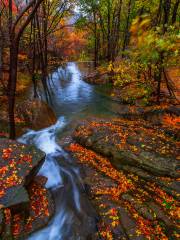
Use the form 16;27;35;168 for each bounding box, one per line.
33;175;48;186
69;118;179;239
112;105;180;139
121;194;154;221
68;142;179;240
3;186;29;214
118;206;145;240
119;165;180;200
1;178;54;240
148;201;172;227
75;159;126;239
0;99;57;138
16;99;57;132
73;119;179;178
0;138;45;210
84;71;110;85
0;210;4;235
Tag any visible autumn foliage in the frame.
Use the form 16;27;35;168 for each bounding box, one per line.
68;135;179;240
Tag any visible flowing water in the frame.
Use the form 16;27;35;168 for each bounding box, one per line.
18;62;119;240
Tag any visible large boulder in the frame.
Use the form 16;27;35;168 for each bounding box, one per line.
16;99;57;131
72;118;180;178
1;177;54;240
0;99;57;138
0;138;45;210
0;139;55;239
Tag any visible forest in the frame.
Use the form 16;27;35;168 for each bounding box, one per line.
0;0;179;240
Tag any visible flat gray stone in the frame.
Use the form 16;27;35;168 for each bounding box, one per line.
0;138;45;209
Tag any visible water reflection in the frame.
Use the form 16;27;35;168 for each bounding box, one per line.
19;62;120;240
45;62;95;117
41;62;118;121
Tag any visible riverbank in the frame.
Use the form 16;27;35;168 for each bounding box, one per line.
63;61;180;239
0;57;62;138
0;74;31;138
67;117;179;240
83;61;180;107
0;62;179;239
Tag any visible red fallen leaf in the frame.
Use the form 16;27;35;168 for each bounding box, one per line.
11;182;50;237
12;214;21;236
45;209;49;216
0;189;5;198
4;208;11;225
163;114;180;129
18;154;32;164
109;208;117;216
24;222;32;232
0;166;8;175
68;143;134;196
2;148;13;160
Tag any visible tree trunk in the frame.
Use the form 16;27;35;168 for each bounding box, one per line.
7;0;43;139
36;13;48;95
155;0;163;26
8;40;18;139
32;19;38;98
156;54;163;104
155;67;162;105
122;0;132;57
163;0;171;32
107;0;111;62
43;1;48;77
172;0;179;24
93;11;98;67
0;21;3;83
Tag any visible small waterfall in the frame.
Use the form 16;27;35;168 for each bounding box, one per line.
18;116;97;240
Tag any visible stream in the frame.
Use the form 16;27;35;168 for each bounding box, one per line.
18;62;119;240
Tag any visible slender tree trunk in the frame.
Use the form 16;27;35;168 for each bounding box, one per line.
163;0;171;32
8;40;18;139
36;14;47;90
156;54;163;104
155;67;162;104
8;0;43;138
172;0;179;24
107;0;111;62
163;68;172;97
155;0;163;26
32;19;38;98
93;11;98;67
43;1;48;77
113;0;123;60
122;0;132;57
98;12;106;60
0;14;4;83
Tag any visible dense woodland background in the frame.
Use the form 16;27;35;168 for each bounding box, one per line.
0;1;180;240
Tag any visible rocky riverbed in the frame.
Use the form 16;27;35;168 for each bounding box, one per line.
67;117;180;240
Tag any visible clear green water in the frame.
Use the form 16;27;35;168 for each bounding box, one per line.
44;62;119;121
19;62;121;240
